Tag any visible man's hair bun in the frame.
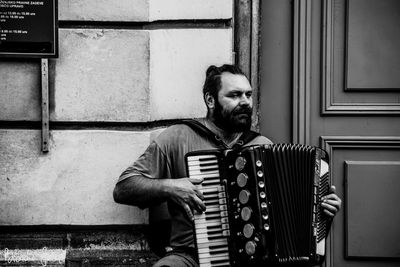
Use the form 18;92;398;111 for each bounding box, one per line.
206;65;219;77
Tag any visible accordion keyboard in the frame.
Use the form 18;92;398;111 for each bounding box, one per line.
186;154;231;267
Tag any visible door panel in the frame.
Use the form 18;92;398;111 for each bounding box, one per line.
321;137;400;266
260;0;400;266
346;0;400;90
322;0;400;116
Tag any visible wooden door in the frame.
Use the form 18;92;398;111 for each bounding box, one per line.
260;0;400;266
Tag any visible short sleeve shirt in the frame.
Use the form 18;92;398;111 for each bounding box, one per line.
118;122;272;249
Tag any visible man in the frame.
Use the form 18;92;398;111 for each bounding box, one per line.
113;64;342;267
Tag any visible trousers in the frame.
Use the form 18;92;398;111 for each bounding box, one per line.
152;249;199;267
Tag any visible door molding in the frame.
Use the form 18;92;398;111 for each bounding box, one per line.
322;0;400;115
293;0;312;144
320;136;400;266
234;0;261;130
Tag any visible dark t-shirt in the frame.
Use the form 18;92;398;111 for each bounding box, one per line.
118;122;272;249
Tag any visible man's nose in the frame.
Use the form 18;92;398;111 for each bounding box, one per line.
239;94;251;106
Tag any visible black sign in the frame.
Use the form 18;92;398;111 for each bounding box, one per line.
0;0;58;58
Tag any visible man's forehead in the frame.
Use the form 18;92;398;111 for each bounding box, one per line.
220;72;252;91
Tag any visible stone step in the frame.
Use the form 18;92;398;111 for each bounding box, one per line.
0;248;158;266
0;226;159;266
0;248;65;266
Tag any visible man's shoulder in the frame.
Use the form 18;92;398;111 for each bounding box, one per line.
154;122;202;144
247;134;273;146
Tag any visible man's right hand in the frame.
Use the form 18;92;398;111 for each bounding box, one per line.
164;177;206;221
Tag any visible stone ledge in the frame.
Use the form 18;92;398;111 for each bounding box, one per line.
0;248;66;266
66;249;158;267
0;226;160;266
0;249;158;266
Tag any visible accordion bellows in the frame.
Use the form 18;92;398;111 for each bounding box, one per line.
186;144;331;267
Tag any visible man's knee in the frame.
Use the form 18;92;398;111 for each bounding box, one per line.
152;252;198;267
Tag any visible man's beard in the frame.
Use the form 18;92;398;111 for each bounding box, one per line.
213;100;253;132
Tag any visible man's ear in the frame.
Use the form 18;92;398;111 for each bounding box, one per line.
204;92;215;109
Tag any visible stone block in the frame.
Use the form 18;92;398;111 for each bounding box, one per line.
149;0;232;21
53;29;150;122
0;129;154;225
0;61;40;121
149;29;233;120
58;0;232;22
58;0;149;21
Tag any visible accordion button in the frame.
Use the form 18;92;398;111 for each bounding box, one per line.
235;156;247;171
256;160;262;167
241;206;252;221
258;181;265;188
243;223;255;238
245;241;257;255
239;190;250;204
236;173;248;187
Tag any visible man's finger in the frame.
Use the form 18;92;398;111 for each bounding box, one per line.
322;191;341;202
192;195;206;213
323;198;341;207
322;194;342;210
329;185;336;194
183;203;194;221
194;188;204;200
188;177;204;185
321;201;338;211
323;194;340;202
323;209;335;218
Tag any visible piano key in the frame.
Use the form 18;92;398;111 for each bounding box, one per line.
198;246;229;255
190;174;220;180
199;252;229;261
199;254;230;265
188;164;219;171
222;230;230;236
196;232;224;240
202;181;221;186
188;170;219;176
195;220;223;228
194;217;228;225
203;196;219;202
196;240;228;249
199;251;229;260
195;226;223;233
201;187;219;193
204;200;219;206
196;236;226;243
187;159;218;166
195;229;230;238
194;220;225;229
187;155;218;161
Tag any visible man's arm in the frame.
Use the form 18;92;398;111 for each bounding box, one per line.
113;175;206;221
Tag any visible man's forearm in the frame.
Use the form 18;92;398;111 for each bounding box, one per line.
113;175;170;208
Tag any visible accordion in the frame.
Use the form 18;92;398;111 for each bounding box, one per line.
185;144;331;267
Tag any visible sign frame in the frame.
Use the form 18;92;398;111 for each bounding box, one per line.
0;0;58;58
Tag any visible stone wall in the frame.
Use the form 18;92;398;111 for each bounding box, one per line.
0;0;233;226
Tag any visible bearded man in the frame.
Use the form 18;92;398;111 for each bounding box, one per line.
113;64;341;267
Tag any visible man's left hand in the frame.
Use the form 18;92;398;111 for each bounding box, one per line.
321;185;342;218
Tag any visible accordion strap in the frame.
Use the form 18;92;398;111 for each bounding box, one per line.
179;119;260;149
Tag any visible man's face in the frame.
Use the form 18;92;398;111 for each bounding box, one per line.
212;72;253;132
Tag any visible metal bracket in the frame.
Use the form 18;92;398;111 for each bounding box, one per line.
41;58;50;152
